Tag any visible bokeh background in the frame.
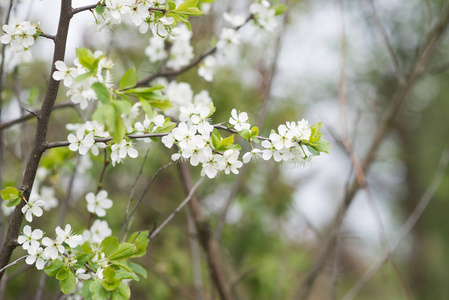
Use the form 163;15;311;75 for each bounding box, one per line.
1;0;449;299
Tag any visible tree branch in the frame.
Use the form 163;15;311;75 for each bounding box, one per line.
0;101;75;131
0;0;74;281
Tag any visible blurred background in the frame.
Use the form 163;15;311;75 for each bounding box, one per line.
1;0;449;299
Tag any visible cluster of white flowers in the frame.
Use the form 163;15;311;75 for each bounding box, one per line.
82;219;112;245
18;224;82;270
248;120;315;167
67;121;109;156
110;139;139;166
53;52;114;110
250;0;278;32
95;0;176;36
160;80;212;117
145;25;194;70
162;103;244;178
0;21;38;60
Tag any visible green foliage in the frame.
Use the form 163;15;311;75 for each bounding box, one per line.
119;68;137;90
0;187;22;207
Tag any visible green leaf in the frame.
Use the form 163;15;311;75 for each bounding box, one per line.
44;259;64;277
82;280;92;299
306;144;320;156
95;4;105;15
174;0;203;16
309;122;322;142
167;1;177;10
148;98;173;111
115;270;139;281
124;85;164;97
127;262;147;279
103;267;116;280
102;278;121;291
153;120;176;133
128;231;149;258
109;243;137;261
211;129;221;149
110;282;131;300
238;129;251;140
313;139;332;153
76;48;95;70
92;82;110;104
5;197;20;207
120;67;137;90
272;3;287;15
59;269;76;295
228;144;242;151
56;267;68;280
250;126;259;137
110;260;133;273
220;135;234;149
1;187;18;201
207;103;216;118
90;279;111;300
139;98;154;118
100;236;119;257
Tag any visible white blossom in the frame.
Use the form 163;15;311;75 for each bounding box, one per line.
18;225;43;252
229;109;250;131
26;247;46;270
21;196;45;222
56;224;83;248
85;190;113;217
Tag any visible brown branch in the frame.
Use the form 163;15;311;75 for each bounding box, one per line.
39;32;55;41
72;3;98;15
0;101;75;131
0;0;74;281
296;5;449;299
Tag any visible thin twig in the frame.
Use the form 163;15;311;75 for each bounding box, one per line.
39;32;55;41
367;0;404;83
0;255;26;273
0;101;75;131
120;161;174;241
148;176;205;241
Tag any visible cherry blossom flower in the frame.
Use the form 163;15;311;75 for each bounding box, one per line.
86;190;113;217
56;224;83;248
229;109;251;131
41;237;64;260
26;247;46;270
18;225;43;252
21;196;45;222
67;128;95;155
52;61;78;87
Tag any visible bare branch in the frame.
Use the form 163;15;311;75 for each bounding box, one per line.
367;0;405;83
0;255;27;274
148;176;205;241
0;101;75;131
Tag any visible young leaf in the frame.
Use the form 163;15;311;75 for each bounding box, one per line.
100;236;119;257
110;282;131;300
0;187;18;201
128;231;149;258
120;67;137;90
90;279;111;300
115;270;139;281
250;126;259;137
127;262;147;279
56;267;68;280
238;129;251;140
59;269;76;295
44;259;64;277
139;98;154;118
102;278;121;291
109;243;137;261
103;267;117;280
272;3;287;15
92;82;110;104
